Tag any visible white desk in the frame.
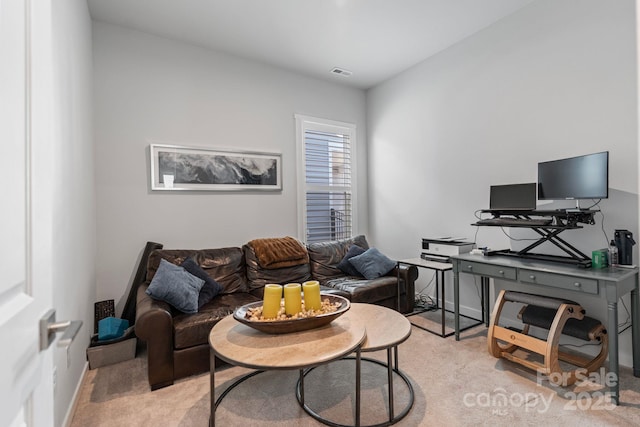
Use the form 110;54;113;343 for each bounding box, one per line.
451;253;639;405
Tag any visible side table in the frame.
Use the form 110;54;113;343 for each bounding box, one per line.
398;257;483;338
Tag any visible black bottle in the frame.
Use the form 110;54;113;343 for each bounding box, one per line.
614;229;636;265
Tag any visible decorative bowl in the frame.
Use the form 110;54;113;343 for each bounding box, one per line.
233;294;350;334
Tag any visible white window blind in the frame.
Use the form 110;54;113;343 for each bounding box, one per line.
296;116;356;243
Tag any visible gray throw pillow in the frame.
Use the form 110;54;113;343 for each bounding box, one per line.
146;258;205;313
337;244;366;277
348;247;396;280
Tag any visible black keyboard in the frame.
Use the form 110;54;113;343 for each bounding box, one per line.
476;217;553;227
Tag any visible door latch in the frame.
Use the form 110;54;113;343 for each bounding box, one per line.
39;309;83;351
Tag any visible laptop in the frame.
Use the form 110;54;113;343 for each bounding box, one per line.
489;183;537;211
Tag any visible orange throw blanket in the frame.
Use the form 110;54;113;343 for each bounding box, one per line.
248;236;309;269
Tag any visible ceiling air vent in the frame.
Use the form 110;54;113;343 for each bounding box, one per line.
330;67;353;77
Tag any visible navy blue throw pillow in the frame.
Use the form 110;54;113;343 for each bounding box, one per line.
181;257;223;307
337;245;366;277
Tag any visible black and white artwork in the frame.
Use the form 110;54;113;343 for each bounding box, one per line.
150;144;282;191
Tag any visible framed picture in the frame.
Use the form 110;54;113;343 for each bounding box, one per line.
150;144;282;191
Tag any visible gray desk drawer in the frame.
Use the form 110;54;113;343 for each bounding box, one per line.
458;261;516;280
519;269;598;295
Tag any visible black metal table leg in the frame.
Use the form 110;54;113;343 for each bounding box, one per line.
387;348;394;422
295;353;414;427
210;349;215;427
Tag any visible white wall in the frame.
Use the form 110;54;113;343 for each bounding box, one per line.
367;0;637;366
50;0;95;425
93;22;368;312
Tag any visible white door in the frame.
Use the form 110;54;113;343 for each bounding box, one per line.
0;0;56;425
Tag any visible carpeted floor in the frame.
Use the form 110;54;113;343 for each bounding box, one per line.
70;314;640;426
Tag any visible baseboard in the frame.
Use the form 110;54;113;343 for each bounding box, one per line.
434;298;483;320
62;361;89;427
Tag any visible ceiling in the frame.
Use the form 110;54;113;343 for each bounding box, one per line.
87;0;535;89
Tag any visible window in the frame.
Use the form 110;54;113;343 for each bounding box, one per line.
295;115;357;243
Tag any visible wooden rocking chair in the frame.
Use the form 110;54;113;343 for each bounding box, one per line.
488;290;608;386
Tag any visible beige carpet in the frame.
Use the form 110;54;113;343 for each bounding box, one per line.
70;317;640;426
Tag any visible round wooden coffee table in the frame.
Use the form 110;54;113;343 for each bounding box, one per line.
297;303;414;427
209;312;366;427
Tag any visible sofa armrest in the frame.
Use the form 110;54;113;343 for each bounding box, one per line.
135;283;175;389
390;264;418;313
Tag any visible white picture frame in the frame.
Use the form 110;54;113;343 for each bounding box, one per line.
149;144;282;191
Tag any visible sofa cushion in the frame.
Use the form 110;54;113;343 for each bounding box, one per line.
243;243;311;291
146;259;205;314
172;292;261;349
324;276;399;304
348;248;396;280
198;248;248;294
336;245;366;277
146;249;196;282
307;235;369;284
147;248;248;295
181;257;223;307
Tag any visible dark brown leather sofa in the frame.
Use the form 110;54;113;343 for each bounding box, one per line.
135;235;418;390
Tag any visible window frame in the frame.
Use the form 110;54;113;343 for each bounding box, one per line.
294;114;358;243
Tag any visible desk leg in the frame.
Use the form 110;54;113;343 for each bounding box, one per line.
607;300;619;405
454;267;460;341
632;275;640;377
483;277;490;327
435;271;440;309
210;349;216;427
440;271;445;337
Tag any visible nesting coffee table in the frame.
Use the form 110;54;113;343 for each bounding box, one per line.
209;304;413;426
209;312;366;426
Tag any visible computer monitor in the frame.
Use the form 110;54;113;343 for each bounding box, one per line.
537;151;609;202
489;183;537;211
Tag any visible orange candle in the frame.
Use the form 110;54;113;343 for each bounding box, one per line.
262;284;282;319
283;283;302;316
302;280;321;311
